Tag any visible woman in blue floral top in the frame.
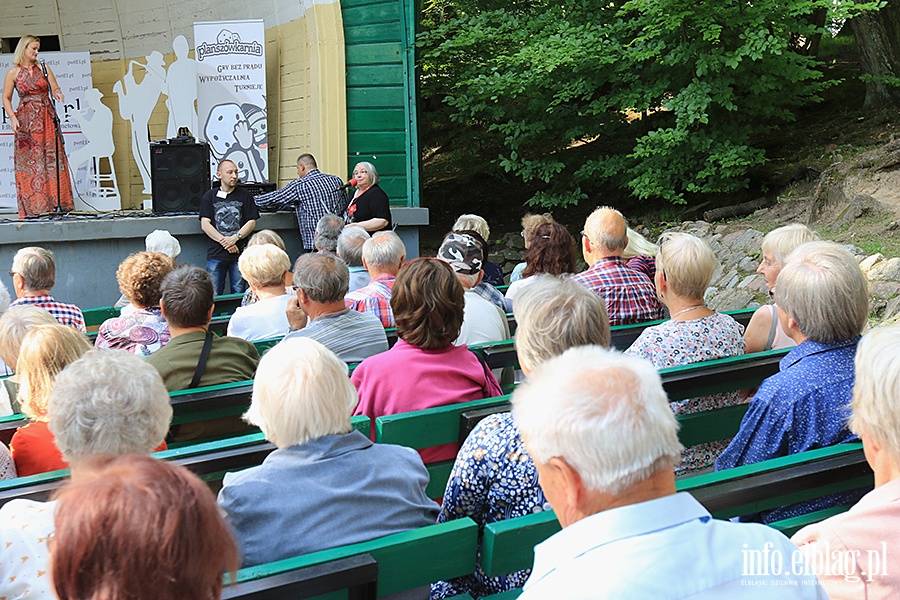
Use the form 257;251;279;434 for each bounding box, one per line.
626;231;746;473
432;275;610;599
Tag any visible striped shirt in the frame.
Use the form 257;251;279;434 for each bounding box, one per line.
345;274;395;328
254;169;348;250
283;308;388;363
10;295;86;333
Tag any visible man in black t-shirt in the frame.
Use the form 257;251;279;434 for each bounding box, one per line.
199;160;260;295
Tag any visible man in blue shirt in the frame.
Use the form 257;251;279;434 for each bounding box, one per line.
513;346;826;599
716;241;870;522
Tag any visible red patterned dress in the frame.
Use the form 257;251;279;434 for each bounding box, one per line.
13;65;73;218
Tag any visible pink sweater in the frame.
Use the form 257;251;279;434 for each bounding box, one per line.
352;339;503;463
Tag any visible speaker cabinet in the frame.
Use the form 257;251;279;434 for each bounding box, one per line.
150;142;211;213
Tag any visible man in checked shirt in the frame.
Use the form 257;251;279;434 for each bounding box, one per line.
254;154;349;254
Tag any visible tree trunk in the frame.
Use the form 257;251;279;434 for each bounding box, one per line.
850;1;900;109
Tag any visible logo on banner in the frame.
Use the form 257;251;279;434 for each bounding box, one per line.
196;30;263;61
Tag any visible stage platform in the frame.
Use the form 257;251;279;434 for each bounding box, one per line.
0;207;428;310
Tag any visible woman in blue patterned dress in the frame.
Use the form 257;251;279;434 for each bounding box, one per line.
625;231;746;473
432;276;610;599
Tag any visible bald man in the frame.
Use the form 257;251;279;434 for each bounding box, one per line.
572;207;662;325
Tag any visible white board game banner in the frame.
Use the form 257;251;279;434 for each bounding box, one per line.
194;19;269;183
0;51;93;213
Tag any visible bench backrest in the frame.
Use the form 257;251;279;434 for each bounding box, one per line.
230;518;479;598
479;442;870;579
222;553;378;600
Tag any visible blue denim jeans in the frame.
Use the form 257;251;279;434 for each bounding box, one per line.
206;259;246;295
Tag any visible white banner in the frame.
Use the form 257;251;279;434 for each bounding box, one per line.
0;52;93;213
193;20;269;183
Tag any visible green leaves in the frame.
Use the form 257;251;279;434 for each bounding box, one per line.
419;0;876;206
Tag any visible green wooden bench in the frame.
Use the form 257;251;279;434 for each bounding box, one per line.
375;396;513;499
469;307;759;369
0;415;372;507
81;305;120;329
476;443;870;590
458;347;789;444
227;518;479;599
222;553;379;599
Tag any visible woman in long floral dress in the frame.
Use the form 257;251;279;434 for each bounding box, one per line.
2;35;74;218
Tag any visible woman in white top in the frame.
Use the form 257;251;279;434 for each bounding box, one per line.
227;244;292;341
744;224;819;353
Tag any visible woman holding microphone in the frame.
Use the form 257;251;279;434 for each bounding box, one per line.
2;35;74;218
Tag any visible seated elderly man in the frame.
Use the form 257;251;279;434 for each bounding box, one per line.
8;246;85;332
433;276;610;600
337;225;371;292
716;241;869;522
572;207;663;325
344;231;406;327
792;324;900;599
218;337;438;567
438;232;509;347
282;252;388;362
227;244;292;341
314;213;344;254
0;349;173;600
513;346;827;598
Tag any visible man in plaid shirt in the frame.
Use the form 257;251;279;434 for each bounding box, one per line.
572;207;663;326
8;246;86;332
344;231;406;328
254;154;348;253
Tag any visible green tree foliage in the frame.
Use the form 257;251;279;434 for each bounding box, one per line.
419;0;879;206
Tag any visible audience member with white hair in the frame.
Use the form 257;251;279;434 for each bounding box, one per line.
717;241;869;522
744;224;820;353
433;276;610;599
622;227;659;281
227;244;292;341
9;246;86;332
792;324;900;598
239;229;288;307
0;306;56;416
0;349;174;600
453;213;504;286
95;252;174;355
337;225;371;292
217;337;437;567
282;252;388;362
626;232;746;473
344;230;406;327
513;346;827;598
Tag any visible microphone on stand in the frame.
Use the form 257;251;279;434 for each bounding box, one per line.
334;178;357;192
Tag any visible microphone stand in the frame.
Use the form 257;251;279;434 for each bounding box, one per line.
40;60;65;215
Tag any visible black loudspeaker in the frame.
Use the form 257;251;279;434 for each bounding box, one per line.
150;142;211;213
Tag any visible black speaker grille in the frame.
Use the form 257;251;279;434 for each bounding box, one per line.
150;142;210;213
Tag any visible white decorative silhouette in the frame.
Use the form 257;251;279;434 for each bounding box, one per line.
67;88;119;204
165;35;198;138
113;51;166;194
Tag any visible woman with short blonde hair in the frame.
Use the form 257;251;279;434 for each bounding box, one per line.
227;244;292;341
626;231;746;473
744;223;820;353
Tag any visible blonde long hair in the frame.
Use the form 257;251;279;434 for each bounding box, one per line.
17;324;91;422
13;35;39;67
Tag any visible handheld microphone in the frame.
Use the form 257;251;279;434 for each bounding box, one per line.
334;178;357;192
